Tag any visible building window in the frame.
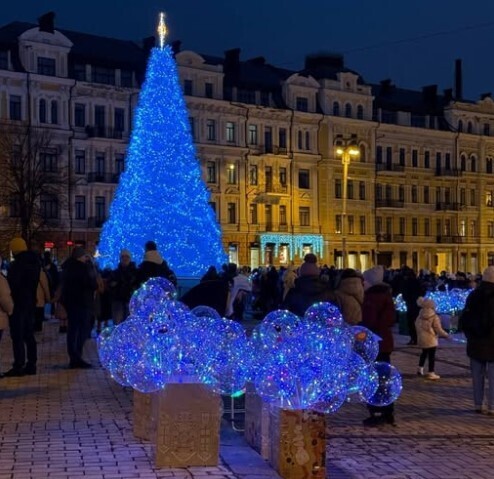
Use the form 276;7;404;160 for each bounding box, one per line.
189;117;195;139
120;69;133;87
205;82;213;98
348;215;355;234
95;196;106;222
75;195;86;220
51;100;58;124
470;220;477;237
484;123;490;136
458;120;463;132
305;132;310;150
359;181;365;200
411;185;417;203
445;153;451;169
332;101;340;116
399;148;405;166
92;66;115;85
488;221;494;238
347;180;354;200
115;154;125;176
279;167;287;186
424;218;430;236
96;153;105;175
279;128;287;149
0;51;8;70
385;185;392;200
470;189;476;206
487;157;494;174
399;185;405;202
471;155;477;172
334;179;342;199
467;121;473;134
297;131;303;150
206;119;216;141
399;217;406;235
73;63;86;81
184;79;193;95
226;122;236;143
260;91;270;106
412;218;418;236
40;195;58;219
249;164;258;185
37;57;56;76
424;151;430;168
460;154;466;171
95;105;105;128
357;105;364;120
114;108;125;132
74;150;86;174
227;164;237;184
206;161;216;183
250;204;258;224
248;124;258;145
9;95;21;121
299;207;310;226
39;99;47;123
359;145;366;162
460;188;466;206
299;169;310;189
40;150;57;173
227;202;236;224
237;89;256;104
375;184;383;200
209;201;216;216
280;205;287;225
74;103;85;127
412;149;418;167
386;147;393;164
335;214;342;234
359;216;366;234
376;146;383;163
345;103;352;118
486;191;493;207
296;97;308;112
424;186;429;204
436;187;441;203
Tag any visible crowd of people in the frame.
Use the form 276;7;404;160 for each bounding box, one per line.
1;238;494;424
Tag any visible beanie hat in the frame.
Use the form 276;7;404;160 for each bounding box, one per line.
10;237;27;254
145;240;157;251
482;266;494;284
299;262;320;277
71;246;86;260
304;253;317;264
363;265;384;287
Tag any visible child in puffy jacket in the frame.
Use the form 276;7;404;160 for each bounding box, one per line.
415;297;450;380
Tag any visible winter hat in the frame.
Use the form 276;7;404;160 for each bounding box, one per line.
304;253;318;264
299;261;320;277
9;237;27;254
363;265;384;286
71;246;86;260
417;296;436;318
482;266;494;284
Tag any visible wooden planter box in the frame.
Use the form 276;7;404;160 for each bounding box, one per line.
244;383;271;459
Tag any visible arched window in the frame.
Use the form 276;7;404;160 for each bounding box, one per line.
357;105;364;120
345;103;352;118
51;100;58;124
297;130;303;150
471;155;477;172
460;154;466;171
305;131;310;150
332;101;340;116
457;120;463;132
39;99;46;123
467;121;473;134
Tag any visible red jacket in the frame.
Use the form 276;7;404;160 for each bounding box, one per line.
361;283;396;354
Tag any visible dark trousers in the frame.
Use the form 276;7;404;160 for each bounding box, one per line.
9;309;37;369
419;347;437;372
406;308;418;343
368;352;394;417
34;306;44;332
67;307;91;364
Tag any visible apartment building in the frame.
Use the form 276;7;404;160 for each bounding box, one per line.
1;13;493;272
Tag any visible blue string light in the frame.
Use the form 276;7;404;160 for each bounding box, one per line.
259;234;324;260
97;45;227;277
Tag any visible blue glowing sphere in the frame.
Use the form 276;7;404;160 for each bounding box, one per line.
191;305;221;319
259;310;303;346
129;277;177;318
351;325;380;362
304;302;344;328
366;361;403;407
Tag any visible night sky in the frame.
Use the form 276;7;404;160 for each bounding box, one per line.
1;0;494;100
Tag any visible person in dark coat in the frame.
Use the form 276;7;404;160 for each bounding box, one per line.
137;241;177;286
361;265;397;427
460;266;494;413
282;255;338;317
110;249;138;324
43;251;59;319
401;267;425;345
201;265;220;283
60;247;97;368
4;238;40;377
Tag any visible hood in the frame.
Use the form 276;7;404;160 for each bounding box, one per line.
144;250;164;265
337;277;364;304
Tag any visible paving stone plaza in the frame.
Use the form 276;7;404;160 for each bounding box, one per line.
0;319;493;479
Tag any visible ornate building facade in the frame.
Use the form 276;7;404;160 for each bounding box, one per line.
1;13;494;273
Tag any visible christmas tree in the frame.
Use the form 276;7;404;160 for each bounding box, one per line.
97;14;227;276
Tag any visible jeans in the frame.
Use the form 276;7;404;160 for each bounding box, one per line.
419;347;437;372
66;306;91;364
9;309;37;369
470;358;494;410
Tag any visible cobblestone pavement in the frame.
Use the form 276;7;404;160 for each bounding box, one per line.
1;319;493;479
327;334;494;479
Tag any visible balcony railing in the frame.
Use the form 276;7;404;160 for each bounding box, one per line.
436;235;467;244
375;199;405;208
265;183;288;195
435;168;462;177
87;172;119;183
85;126;124;140
435;202;464;211
376;163;405;173
88;216;106;228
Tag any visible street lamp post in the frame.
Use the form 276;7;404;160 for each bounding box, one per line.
335;141;360;269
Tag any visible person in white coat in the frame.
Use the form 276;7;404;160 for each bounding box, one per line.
415;297;450;380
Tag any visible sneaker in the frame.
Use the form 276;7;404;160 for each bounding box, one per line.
3;368;25;378
426;372;441;380
417;367;424;376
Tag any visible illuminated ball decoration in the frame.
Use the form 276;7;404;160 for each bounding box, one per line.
96;326;115;370
351;325;380;363
366;362;403;407
304;302;344;328
129;277;176;318
191;305;221;320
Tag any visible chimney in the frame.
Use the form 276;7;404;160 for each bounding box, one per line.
38;11;55;33
224;48;241;70
422;84;438;106
454;59;463;100
171;40;182;56
142;36;156;55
